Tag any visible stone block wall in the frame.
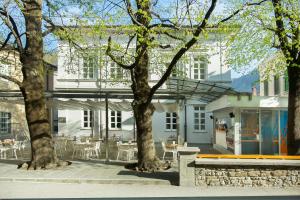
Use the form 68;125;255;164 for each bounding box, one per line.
195;165;300;187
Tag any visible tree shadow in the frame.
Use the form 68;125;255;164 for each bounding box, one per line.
117;170;179;186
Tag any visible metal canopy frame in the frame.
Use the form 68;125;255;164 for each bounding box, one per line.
0;78;250;162
166;77;241;103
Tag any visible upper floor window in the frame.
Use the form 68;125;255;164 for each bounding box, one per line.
193;58;206;80
0;112;11;134
83;110;93;128
0;63;11;78
83;56;97;79
166;112;177;131
194;106;205;131
274;76;280;95
110;62;124;79
111;111;122;129
263;80;269;96
171;60;187;78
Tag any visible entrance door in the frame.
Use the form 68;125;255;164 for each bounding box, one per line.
240;110;259;154
261;110;279;155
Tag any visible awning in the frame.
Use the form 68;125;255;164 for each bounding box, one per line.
166;77;239;103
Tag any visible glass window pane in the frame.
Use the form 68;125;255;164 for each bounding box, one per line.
194;125;199;130
166;118;170;123
201;125;205;130
173;124;176;130
117;123;121;128
166;124;171;129
166;113;170;117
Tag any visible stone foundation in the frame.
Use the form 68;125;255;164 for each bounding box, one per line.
195;165;300;187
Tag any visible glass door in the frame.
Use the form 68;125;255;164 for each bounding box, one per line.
261;110;279;155
240;110;259;154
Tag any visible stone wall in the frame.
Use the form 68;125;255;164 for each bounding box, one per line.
195;165;300;187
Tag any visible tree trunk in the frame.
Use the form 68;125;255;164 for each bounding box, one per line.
18;0;69;169
287;64;300;155
133;103;161;171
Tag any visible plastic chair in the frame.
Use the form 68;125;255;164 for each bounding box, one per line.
116;141;133;161
85;141;101;159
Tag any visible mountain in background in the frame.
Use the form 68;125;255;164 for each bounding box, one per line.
231;69;260;93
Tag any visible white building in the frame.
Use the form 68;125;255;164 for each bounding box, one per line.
54;27;233;145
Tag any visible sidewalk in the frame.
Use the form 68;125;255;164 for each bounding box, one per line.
0;159;178;185
0;159;300;199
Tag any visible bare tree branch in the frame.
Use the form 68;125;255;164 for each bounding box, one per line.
106;36;135;69
210;0;269;28
124;0;145;27
0;8;23;52
0;73;22;86
148;0;218;102
0;32;13;49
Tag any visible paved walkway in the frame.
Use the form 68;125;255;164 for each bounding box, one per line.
0;159;300;198
0;159;178;185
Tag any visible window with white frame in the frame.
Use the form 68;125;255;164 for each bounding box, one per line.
166;112;177;131
193;57;206;80
0;63;11;77
83;110;93;128
83;56;97;79
0;112;11;134
110;62;123;79
194;106;205;131
110;111;122;129
171;60;187;78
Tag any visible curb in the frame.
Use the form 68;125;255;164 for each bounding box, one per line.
0;177;173;185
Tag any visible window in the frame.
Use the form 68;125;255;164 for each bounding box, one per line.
111;111;121;129
83;110;93;128
263;80;269;96
284;74;289;92
274;76;280;95
110;62;123;79
193;58;206;80
166;112;177;131
0;112;11;134
0;63;11;81
194;106;205;131
83;56;97;79
171;61;186;78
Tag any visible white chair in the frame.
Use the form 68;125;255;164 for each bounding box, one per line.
11;141;26;159
84;141;101;159
162;141;177;161
0;143;10;159
116;141;133;161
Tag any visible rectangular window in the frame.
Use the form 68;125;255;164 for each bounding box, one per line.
166;112;177;131
171;60;186;78
193;58;206;80
263;80;269;96
83;110;93;128
111;111;122;129
274;76;280;95
194;106;205;131
0;112;11;134
110;62;123;79
83;56;97;79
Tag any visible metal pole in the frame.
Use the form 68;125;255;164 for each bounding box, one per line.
133;116;136;141
105;93;109;162
176;79;180;144
184;98;187;143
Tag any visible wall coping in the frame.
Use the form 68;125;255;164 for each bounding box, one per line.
195;158;300;167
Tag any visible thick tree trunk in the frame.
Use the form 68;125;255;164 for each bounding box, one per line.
133;103;161;171
18;0;69;169
287;64;300;155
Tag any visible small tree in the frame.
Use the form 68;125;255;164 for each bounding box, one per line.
227;0;300;154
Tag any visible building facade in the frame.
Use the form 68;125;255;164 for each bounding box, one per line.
54;29;232;145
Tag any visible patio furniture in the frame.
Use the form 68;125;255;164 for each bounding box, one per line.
0;143;10;159
72;141;93;159
162;141;177;161
84;141;101;159
116;141;137;161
